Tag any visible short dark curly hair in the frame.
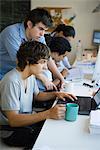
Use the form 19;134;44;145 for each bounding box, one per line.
17;41;50;71
24;8;53;29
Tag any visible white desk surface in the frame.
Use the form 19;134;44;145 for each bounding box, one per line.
33;115;100;150
62;79;96;97
33;76;99;150
63;84;93;97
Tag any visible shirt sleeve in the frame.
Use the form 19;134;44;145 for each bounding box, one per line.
1;26;21;61
1;81;20;111
57;61;66;72
62;56;71;69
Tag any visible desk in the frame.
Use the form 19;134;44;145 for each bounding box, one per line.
62;80;94;97
33;80;99;150
33;61;99;150
33;115;100;150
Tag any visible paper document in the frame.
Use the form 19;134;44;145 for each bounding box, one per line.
65;68;84;81
75;61;95;74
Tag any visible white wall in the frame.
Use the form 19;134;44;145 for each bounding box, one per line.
31;0;100;63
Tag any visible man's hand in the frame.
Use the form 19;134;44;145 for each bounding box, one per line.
49;104;66;120
44;80;57;91
55;92;77;101
36;73;57;91
47;57;65;89
56;77;65;91
61;69;69;78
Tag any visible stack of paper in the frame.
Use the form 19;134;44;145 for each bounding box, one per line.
89;110;100;134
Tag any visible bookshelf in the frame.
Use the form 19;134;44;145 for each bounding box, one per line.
42;7;71;32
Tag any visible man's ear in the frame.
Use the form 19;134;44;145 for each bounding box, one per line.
27;21;33;29
27;60;29;65
51;52;59;61
58;31;64;37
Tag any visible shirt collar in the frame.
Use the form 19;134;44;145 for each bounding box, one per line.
19;22;27;42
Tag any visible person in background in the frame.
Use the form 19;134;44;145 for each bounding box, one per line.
45;24;76;69
0;41;76;148
50;37;72;84
36;37;71;92
0;8;64;90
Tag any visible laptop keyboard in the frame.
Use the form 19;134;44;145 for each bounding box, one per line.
57;96;97;115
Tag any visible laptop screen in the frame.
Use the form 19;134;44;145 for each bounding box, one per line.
94;88;100;105
57;89;100;115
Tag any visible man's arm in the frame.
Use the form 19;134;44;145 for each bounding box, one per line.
36;73;57;90
52;69;69;87
47;58;65;88
3;87;77;127
4;91;76;127
4;104;66;127
35;91;77;102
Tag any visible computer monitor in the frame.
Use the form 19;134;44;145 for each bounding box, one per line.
92;30;100;45
92;45;100;85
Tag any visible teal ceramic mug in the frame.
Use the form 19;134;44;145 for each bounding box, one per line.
65;103;79;121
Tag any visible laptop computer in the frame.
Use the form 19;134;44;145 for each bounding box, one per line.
57;88;100;115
